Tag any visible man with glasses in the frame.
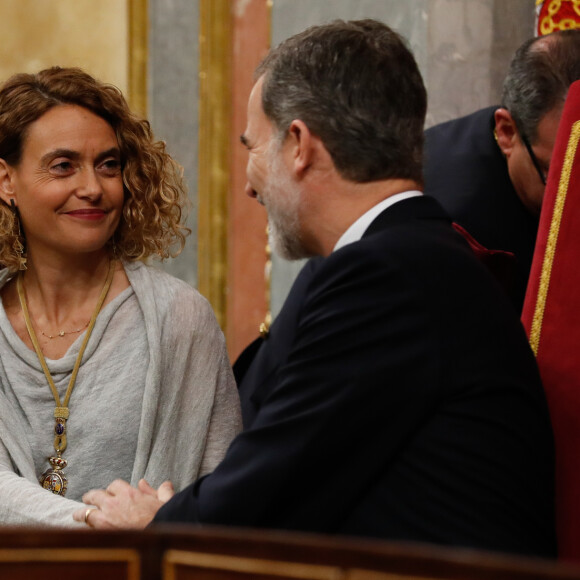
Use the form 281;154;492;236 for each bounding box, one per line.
424;30;580;313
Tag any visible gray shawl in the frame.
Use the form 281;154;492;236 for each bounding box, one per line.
0;261;241;526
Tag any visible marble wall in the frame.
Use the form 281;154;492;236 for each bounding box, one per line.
0;0;128;95
267;0;535;315
268;0;534;129
0;0;537;324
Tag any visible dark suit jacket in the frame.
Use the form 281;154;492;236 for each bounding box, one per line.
155;196;555;558
424;107;540;313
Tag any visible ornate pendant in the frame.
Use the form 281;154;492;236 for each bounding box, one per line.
40;418;69;496
40;456;68;496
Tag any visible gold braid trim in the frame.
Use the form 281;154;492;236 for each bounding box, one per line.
529;120;580;355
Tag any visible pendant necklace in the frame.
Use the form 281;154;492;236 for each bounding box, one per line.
16;260;115;496
40;319;90;339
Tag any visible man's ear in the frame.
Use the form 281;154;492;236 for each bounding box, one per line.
0;159;16;206
287;119;314;177
494;108;518;158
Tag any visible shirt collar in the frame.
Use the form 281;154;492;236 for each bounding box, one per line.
333;190;423;252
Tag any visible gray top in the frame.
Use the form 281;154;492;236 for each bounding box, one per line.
0;261;241;527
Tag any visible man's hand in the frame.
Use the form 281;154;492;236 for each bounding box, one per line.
73;478;175;529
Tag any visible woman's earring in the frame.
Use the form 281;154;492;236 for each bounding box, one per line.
109;233;118;258
10;199;27;270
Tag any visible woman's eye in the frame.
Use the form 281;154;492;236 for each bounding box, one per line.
100;159;122;175
50;161;73;173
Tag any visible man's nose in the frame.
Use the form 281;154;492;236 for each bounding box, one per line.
245;181;257;198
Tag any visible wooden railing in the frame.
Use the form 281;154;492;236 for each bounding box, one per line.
0;525;578;580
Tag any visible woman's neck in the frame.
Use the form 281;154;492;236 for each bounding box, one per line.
21;251;113;328
2;250;130;360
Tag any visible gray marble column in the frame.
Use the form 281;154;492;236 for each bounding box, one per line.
147;0;199;287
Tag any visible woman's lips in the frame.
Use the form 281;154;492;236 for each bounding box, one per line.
65;209;108;220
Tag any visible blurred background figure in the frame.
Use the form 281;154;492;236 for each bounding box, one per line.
424;30;580;313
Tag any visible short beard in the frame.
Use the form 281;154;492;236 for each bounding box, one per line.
268;217;310;261
264;143;312;261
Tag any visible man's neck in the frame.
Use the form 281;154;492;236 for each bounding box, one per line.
333;189;423;253
305;177;422;256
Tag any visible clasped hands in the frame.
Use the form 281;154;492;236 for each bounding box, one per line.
73;478;175;529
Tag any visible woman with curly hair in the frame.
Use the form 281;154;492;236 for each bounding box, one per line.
0;67;241;526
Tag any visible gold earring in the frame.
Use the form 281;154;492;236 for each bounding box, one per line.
109;233;118;258
9;199;27;270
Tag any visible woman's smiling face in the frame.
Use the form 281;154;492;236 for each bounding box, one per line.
0;104;124;259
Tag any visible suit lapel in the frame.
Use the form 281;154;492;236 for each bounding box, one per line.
237;257;325;427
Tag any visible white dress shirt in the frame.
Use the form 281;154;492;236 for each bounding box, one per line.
333;190;423;252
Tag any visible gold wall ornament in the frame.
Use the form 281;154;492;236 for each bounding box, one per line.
198;0;232;328
128;0;148;117
0;1;129;92
260;226;272;338
263;0;273;336
537;0;580;35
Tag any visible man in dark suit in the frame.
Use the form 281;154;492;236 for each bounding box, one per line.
78;19;556;558
424;30;580;312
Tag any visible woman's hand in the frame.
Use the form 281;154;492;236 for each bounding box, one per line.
73;478;175;528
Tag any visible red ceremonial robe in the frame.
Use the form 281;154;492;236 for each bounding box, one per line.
522;79;580;562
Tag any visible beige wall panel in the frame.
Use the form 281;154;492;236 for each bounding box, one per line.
0;0;128;91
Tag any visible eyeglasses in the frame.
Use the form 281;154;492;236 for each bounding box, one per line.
520;131;547;186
